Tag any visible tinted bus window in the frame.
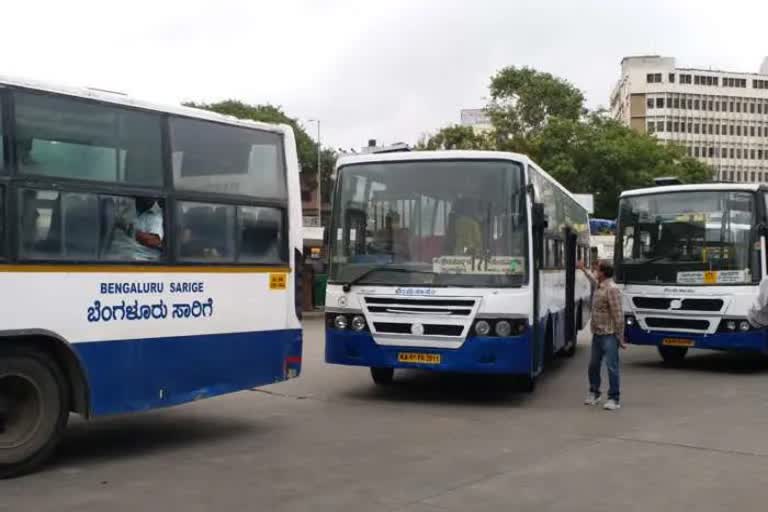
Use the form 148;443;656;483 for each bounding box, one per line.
170;117;287;200
14;92;163;186
0;99;5;173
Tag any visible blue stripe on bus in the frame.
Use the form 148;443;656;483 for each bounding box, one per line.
626;325;768;353
73;329;302;416
325;329;533;376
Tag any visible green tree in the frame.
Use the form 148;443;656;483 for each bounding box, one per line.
488;66;585;141
184;100;337;202
419;68;712;218
417;125;495;150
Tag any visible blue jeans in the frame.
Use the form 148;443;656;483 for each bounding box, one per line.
589;334;620;401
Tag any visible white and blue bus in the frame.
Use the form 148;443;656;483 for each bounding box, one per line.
0;77;303;477
616;182;766;362
324;151;591;389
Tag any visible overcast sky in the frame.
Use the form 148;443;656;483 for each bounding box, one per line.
2;0;767;150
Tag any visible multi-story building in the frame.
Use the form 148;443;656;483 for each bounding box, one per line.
460;108;493;133
611;55;768;183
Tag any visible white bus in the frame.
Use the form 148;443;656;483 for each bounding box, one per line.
0;77;303;477
616;183;766;363
324;151;591;390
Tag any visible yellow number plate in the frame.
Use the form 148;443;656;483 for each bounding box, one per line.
662;338;695;347
398;352;441;364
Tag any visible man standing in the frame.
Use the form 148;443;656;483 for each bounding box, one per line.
578;260;626;410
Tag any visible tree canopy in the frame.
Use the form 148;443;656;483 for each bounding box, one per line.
420;67;712;218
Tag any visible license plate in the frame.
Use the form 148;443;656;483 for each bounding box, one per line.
398;352;441;364
662;338;695;347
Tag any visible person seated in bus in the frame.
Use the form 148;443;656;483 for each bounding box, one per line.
110;197;164;261
449;199;482;256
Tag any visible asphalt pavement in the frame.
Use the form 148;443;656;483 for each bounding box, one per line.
2;316;768;511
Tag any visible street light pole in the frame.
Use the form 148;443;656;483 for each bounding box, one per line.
309;119;322;225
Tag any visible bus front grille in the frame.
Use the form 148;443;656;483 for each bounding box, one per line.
644;317;710;331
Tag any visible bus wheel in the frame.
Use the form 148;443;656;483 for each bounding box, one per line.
520;375;536;393
658;346;688;366
370;367;394;386
0;347;69;479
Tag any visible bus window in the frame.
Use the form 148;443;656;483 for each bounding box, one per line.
177;201;236;261
170;117;287;200
14;92;163;186
238;205;286;263
18;190;166;262
0;186;4;258
0;99;5;173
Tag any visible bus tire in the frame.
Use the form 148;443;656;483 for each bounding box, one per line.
520;375;536;393
370;367;394;386
0;346;70;479
658;346;688;366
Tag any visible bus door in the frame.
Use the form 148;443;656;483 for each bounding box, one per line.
531;203;547;375
564;229;578;348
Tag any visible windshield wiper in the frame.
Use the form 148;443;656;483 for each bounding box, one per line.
342;267;436;292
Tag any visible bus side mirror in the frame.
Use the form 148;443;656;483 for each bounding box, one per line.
532;203;548;230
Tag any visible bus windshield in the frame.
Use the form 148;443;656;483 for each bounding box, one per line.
329;159;528;288
616;190;759;285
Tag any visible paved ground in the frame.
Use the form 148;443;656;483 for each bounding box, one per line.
3;317;768;511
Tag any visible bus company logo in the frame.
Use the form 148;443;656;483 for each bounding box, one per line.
411;323;425;336
395;287;436;296
669;300;683;310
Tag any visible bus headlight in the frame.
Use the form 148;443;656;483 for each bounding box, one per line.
334;315;348;330
475;320;491;336
495;320;512;337
625;315;636;327
739;320;751;332
726;320;737;331
351;315;367;331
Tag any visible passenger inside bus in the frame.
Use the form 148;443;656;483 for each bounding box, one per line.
372;211;410;261
446;199;482;256
110;197;164;261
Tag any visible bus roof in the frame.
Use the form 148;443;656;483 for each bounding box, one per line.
621;183;766;198
0;74;291;136
336;150;587;214
337;150;531;168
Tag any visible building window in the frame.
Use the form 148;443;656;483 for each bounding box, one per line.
751;126;756;137
687;99;693;109
737;126;742;136
687;122;693;133
713;77;719;86
760;150;765;160
730;148;736;159
736;148;742;159
646;73;662;84
751;103;756;114
656;97;665;108
759;104;764;114
708;100;714;111
751;171;756;181
751;149;756;159
694;123;700;134
708;147;715;158
648;122;656;134
658;121;665;132
694;99;700;110
669;73;675;83
673;97;680;109
736;102;742;113
729;101;734;112
647;98;654;109
716;125;721;135
694;76;701;85
694;147;700;158
666;121;673;132
673;121;680;132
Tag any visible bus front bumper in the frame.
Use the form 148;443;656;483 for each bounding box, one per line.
626;325;768;353
325;329;533;375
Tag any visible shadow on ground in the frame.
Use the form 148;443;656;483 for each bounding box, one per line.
628;349;768;375
50;411;267;471
340;350;576;408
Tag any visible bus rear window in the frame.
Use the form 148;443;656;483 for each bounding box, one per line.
169;117;287;200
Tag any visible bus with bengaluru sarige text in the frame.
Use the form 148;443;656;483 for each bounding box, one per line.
324;150;591;390
0;76;303;477
616;182;768;363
